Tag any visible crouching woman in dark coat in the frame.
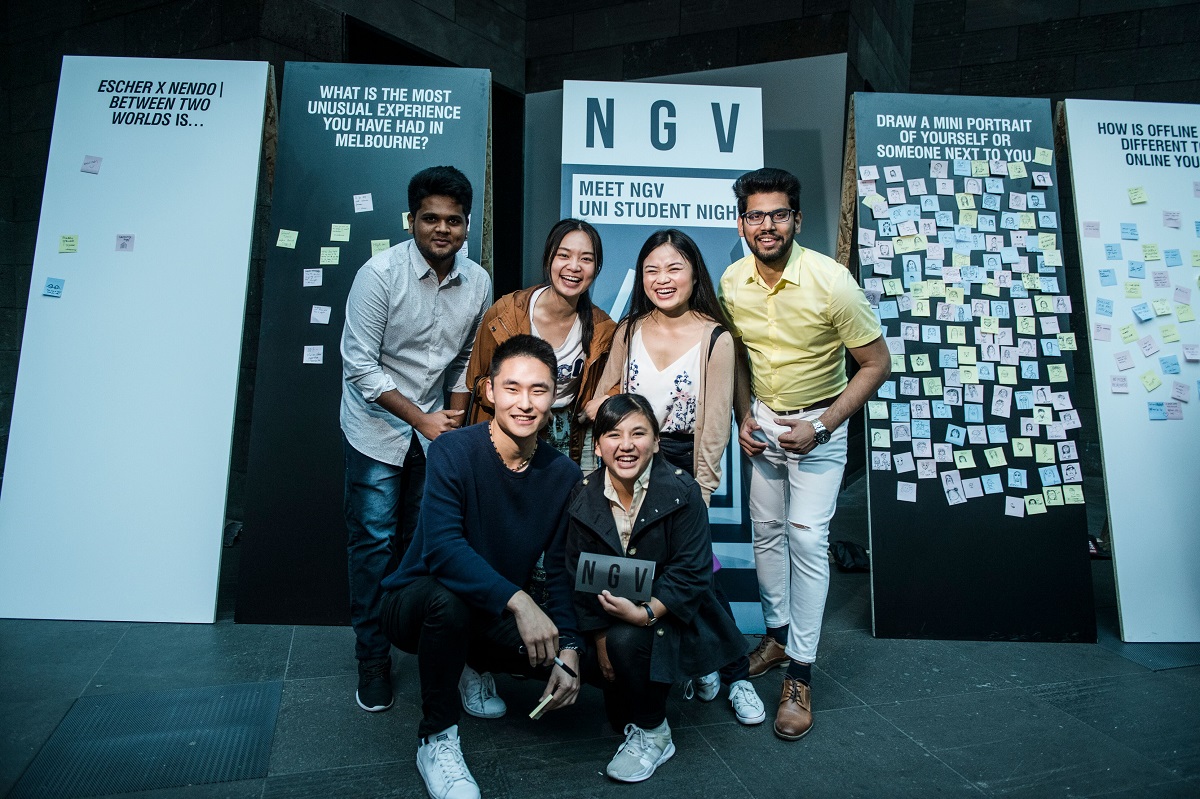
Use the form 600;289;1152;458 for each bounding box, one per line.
565;393;750;784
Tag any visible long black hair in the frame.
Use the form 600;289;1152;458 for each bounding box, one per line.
620;228;733;351
541;218;603;356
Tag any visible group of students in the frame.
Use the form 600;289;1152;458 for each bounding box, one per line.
338;165;890;799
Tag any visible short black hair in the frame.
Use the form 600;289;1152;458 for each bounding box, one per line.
593;393;660;440
732;167;801;215
408;166;473;217
489;333;557;382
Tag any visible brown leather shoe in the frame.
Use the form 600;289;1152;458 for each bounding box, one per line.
747;635;789;678
774;676;813;741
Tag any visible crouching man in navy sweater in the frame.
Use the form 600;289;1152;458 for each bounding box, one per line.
379;334;583;799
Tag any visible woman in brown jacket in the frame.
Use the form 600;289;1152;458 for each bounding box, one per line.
465;218;616;467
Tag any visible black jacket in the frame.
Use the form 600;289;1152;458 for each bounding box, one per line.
565;456;747;683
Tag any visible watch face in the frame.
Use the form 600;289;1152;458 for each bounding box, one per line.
815;431;831;444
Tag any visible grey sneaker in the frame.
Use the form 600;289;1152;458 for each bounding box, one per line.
683;671;721;702
416;725;479;799
606;722;675;783
355;657;393;712
729;679;767;725
458;665;506;719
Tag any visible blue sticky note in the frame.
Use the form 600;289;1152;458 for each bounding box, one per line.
1038;211;1057;228
921;195;939;211
1165;249;1182;267
1120;223;1139;240
878;301;899;319
1131;302;1153;322
982;194;1000;211
1010;282;1029;298
911;419;931;439
1099;269;1117;286
1001;213;1020;230
1021;361;1040;380
953;159;971;176
982;474;1004;494
991;301;1010;318
1105;243;1122;260
955;225;973;242
1008;468;1027;489
1041;339;1061;357
946;425;967;446
1127;261;1145;278
939;349;959;368
1194;220;1200;237
935;211;954;228
1038;465;1062;486
877;381;897;400
43;277;64;297
877;220;895;237
932;401;952;418
976;363;996;381
1148;402;1167;420
985;177;1004;194
1015;391;1034;410
1039;277;1060;293
925;259;944;276
891;403;911;422
1096;298;1114;317
965;404;984;423
986;425;1008;443
1001;246;1019;264
978;214;997;231
1160;355;1181;375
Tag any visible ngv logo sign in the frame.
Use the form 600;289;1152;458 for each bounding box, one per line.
574;552;655;603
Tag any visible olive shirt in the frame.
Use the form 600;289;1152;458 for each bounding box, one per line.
718;242;880;411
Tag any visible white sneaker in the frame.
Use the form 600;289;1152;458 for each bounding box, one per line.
729;679;767;725
682;671;720;702
605;721;675;783
458;665;506;719
416;725;479;799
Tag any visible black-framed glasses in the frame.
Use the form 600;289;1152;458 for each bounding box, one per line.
740;208;796;226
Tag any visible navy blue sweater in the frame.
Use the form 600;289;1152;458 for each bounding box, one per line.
381;423;583;648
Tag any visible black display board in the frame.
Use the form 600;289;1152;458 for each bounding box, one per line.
238;63;490;624
849;93;1095;641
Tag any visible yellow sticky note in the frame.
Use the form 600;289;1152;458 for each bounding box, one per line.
1038;233;1057;251
927;279;946;298
1064;485;1085;505
981;316;1000;334
1119;323;1137;343
884;278;904;296
1047;364;1068;383
953;251;972;267
1176;304;1195;323
982;280;1000;297
1125;281;1143;299
911;353;932;371
1025;494;1048;514
985;447;1008;467
1143;243;1161;261
1035;297;1055;315
895;234;927;253
923;377;943;395
954;450;977;469
330;223;351;242
1017;317;1037;336
1024;274;1041;291
1019;212;1037;229
956;193;976;210
1192;250;1200;267
868;401;889;419
1044;487;1064;506
971;160;989;177
371;239;391;255
1141;370;1162;392
1013;438;1032;458
1161;324;1180;343
1007;161;1028;179
959;209;978;226
947;326;966;344
947;287;965;305
960;364;979;383
891;354;907;372
1153;299;1171;316
1033;147;1054;165
912;299;931;317
276;229;298;248
957;345;977;365
320;246;340;265
58;234;79;253
1043;249;1063;267
911;281;928;300
1128;186;1148;204
1056;332;1077;351
998;365;1018;385
1035;444;1056;464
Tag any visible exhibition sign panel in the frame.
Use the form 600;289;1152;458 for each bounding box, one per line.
1062;99;1200;642
853;93;1094;641
560;80;765;626
0;56;269;622
238;63;490;625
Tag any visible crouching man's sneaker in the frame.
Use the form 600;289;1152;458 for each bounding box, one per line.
416;725;479;799
458;665;506;718
355;657;393;712
606;721;675;783
729;679;766;725
683;671;720;702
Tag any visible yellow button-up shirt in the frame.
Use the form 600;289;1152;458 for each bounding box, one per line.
719;243;881;410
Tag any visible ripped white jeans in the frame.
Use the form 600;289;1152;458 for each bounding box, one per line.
748;398;848;663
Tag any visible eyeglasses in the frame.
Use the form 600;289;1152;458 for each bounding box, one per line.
740;208;796;226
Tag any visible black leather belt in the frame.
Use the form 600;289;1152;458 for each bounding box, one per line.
768;394;839;416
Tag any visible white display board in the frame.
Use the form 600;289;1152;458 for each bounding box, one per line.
1063;99;1200;642
0;56;269;623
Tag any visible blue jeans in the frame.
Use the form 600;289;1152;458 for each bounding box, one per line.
344;432;426;662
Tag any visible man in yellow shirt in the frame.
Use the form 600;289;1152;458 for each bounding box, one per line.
719;168;890;741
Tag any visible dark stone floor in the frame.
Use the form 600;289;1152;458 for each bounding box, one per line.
3;476;1198;799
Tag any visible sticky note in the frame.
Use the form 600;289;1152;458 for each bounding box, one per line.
81;155;103;174
371;239;391;255
303;345;324;364
1165;249;1183;267
353;193;374;213
302;268;323;287
114;234;135;252
58;235;78;253
310;305;332;325
1138;334;1160;357
320;247;340;265
1178;304;1196;323
1114;350;1135;370
984;447;1007;467
1141;371;1162;392
1120;223;1138;240
1033;147;1053;165
1047;364;1068;383
43;277;64;297
1143;244;1161;261
1111;375;1129;393
1063;486;1085;505
1096;298;1113;317
1035;443;1056;464
954;450;977;469
1099;269;1116;286
1056;333;1076;351
330;224;351;242
277;229;299;248
1164;210;1181;229
1128;186;1147;204
1131;303;1153;322
1176;285;1193;305
1183;343;1200;362
1024;495;1047;514
1160;355;1181;375
1007;161;1028;179
1043;487;1064;506
1148;402;1167;420
1153;299;1172;316
1083;221;1101;238
1124;282;1142;299
897;482;917;503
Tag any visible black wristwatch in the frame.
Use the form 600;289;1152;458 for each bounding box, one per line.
811;419;831;445
642;603;658;627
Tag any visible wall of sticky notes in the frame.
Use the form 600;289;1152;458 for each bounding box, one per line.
0;56;270;622
852;93;1095;642
1063;99;1200;643
237;63;491;625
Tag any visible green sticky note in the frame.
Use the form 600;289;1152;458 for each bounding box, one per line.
330;223;351;242
276;229;298;248
1128;186;1148;204
58;234;78;253
1176;304;1195;323
1047;364;1068;383
371;239;391;256
1140;370;1162;392
1007;161;1028;179
320;246;340;265
1033;147;1054;165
